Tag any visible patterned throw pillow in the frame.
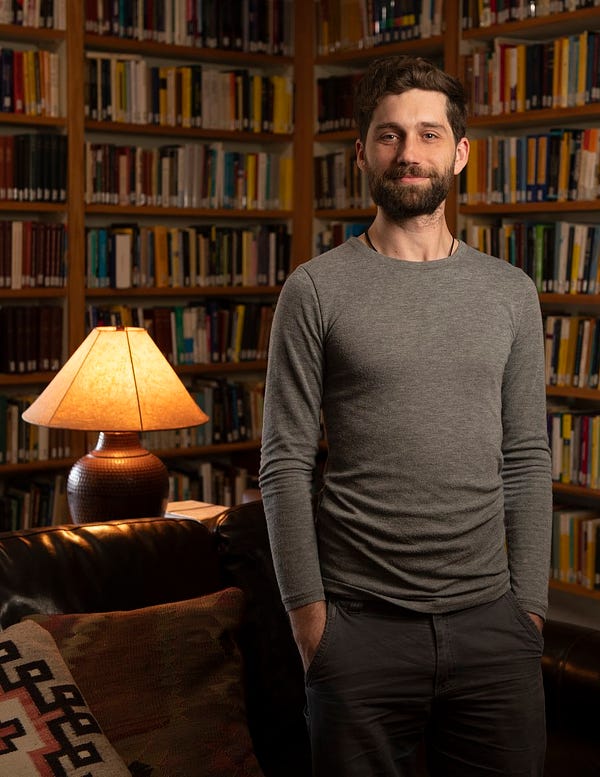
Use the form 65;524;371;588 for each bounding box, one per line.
0;620;131;777
30;587;264;777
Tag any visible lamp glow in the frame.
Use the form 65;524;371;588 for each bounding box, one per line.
22;327;208;524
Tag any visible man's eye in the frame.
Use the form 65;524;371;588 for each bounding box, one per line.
423;133;437;140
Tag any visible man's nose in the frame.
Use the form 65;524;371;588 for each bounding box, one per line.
395;135;419;164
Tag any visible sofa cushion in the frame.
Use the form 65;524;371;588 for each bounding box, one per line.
30;588;263;777
0;620;130;776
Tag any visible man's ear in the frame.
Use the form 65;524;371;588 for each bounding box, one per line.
356;138;365;171
454;136;470;175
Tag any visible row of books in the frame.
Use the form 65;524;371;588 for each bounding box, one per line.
463;31;600;117
314;0;443;55
86;222;290;290
0;474;68;532
85;54;294;133
86;300;275;366
463;221;600;295
166;460;255;508
0;304;62;374
548;408;600;489
314;148;372;210
0;0;66;28
84;0;293;56
316;221;370;254
0;220;67;289
0;394;70;464
0;134;67;203
550;507;600;590
545;316;600;389
458;128;600;205
462;0;598;30
142;377;265;449
84;140;293;210
0;47;61;117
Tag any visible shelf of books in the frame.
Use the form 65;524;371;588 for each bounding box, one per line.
458;1;600;599
77;1;295;515
0;0;297;530
0;3;71;530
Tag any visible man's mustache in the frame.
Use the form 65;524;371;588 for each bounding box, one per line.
384;165;432;179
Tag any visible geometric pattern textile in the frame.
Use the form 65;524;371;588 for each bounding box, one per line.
30;588;265;777
0;620;131;776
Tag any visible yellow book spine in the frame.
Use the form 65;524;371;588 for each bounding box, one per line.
279;156;293;211
180;66;192;128
246;152;257;210
153;225;169;287
558;130;571;202
552;38;562;109
556;317;571;386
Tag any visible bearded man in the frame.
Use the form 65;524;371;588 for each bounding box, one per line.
259;55;552;777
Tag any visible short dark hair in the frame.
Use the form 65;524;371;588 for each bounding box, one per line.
353;56;467;144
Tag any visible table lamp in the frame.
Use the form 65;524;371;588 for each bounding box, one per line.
22;326;208;524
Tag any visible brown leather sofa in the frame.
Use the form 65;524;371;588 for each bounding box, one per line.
0;499;597;776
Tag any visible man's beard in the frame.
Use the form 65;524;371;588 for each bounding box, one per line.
365;161;455;221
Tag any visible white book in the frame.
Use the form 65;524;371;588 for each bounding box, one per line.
11;220;23;290
114;232;132;289
164;500;228;528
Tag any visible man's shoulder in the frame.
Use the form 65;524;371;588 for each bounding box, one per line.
460;242;535;288
307;237;363;270
285;238;365;286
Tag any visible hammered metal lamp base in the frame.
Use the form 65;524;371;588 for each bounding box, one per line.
67;431;169;524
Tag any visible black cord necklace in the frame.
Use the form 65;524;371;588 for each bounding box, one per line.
365;229;456;258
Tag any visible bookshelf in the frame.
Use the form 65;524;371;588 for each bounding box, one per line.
0;0;300;526
457;2;600;602
0;5;70;527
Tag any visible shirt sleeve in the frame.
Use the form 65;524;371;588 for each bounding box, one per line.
259;267;326;611
501;276;553;619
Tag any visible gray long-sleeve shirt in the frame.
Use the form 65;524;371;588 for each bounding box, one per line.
259;238;553;618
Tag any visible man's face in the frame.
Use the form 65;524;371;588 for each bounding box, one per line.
356;89;469;221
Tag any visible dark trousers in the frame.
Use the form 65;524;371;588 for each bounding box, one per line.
305;591;546;777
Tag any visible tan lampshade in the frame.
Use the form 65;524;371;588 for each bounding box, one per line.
22;326;208;431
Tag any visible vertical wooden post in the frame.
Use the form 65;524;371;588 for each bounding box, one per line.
291;0;315;268
66;0;85;352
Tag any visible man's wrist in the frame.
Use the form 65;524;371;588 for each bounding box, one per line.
527;612;544;633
